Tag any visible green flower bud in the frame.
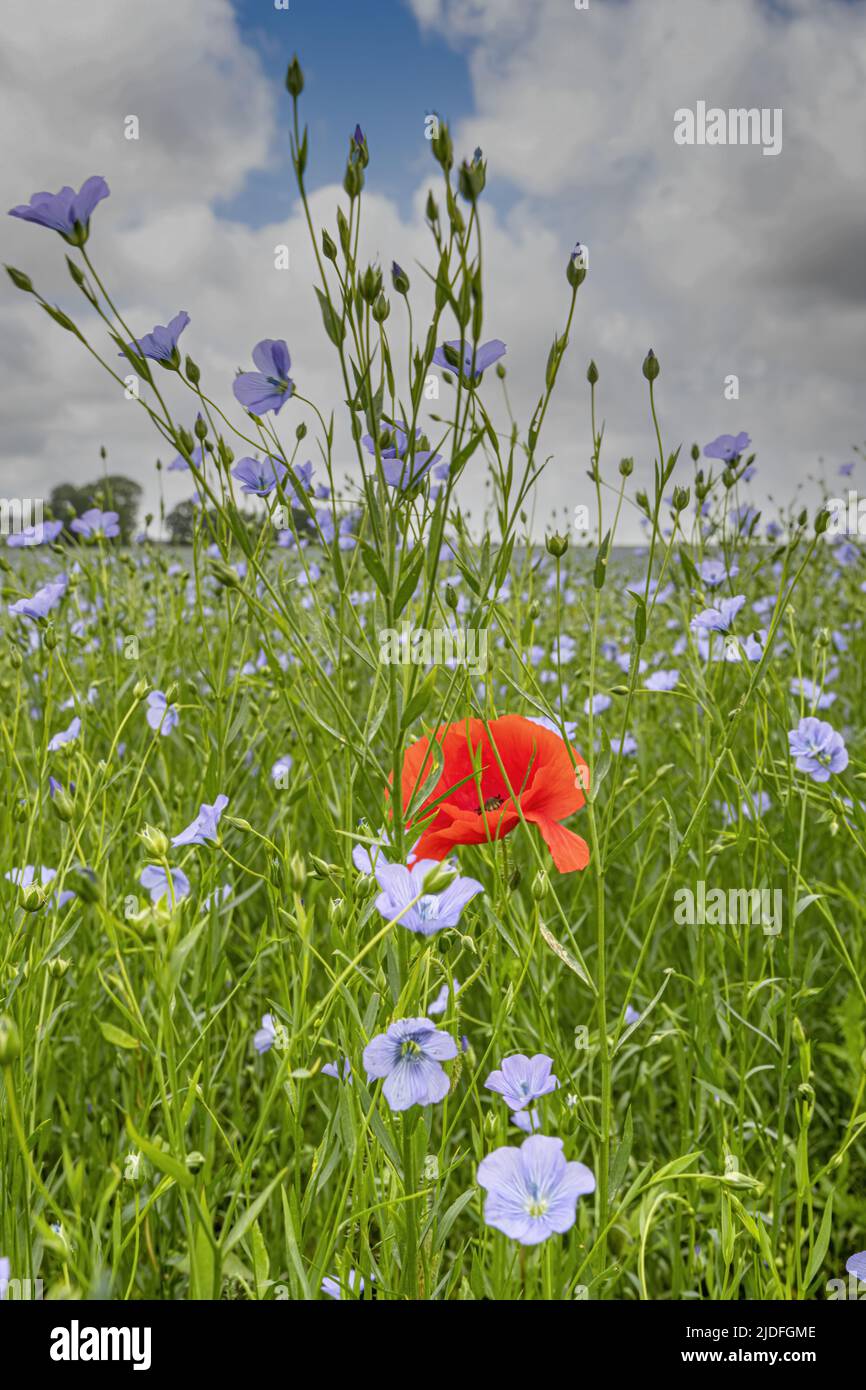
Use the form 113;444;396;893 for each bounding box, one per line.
445;583;458;610
20;883;48;913
672;485;690;512
138;824;170;857
431;122;453;171
458;151;486;202
566;242;588;290
360;263;383;304
531;870;548;902
642;348;660;382
421;861;458;896
289;852;307;892
391;261;410;295
50;784;75;823
185;356;201;386
46;956;70;979
372;292;390;323
5;265;34;293
546;532;569;559
619;457;634;477
343;160;364;199
425;191;439;225
285;56;304;97
322;228;338;262
0;1016;21;1066
814;507;831;536
586;359;599;385
691;443;700;462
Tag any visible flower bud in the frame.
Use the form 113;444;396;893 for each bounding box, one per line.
138;824;170;857
289;852;307;892
445;583;458;610
285;56;304;97
0;1016;21;1066
619;457;634;477
20;883;48;913
391;261;410;295
586;359;598;385
642;348;660;382
531;870;548;902
672;485;690;512
546;532;569;559
322;228;337;262
567;242;588;289
691;443;700;462
5;265;34;293
814;507;831;536
185;357;201;386
50;782;75;823
458;151;486;202
372;292;390;324
46;956;70;979
360;263;383;305
421;862;458;895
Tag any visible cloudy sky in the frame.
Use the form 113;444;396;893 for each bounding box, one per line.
2;0;865;541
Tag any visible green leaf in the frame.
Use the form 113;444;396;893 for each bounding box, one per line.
538;921;593;988
804;1192;834;1287
99;1021;141;1051
315;287;344;346
361;542;391;597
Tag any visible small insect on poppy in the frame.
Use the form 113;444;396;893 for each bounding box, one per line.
397;715;590;873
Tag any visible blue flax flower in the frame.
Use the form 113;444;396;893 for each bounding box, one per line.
477;1134;595;1245
140;865;191;906
485;1053;559;1112
432;338;506;381
374;858;483;937
8;573;68;620
704;432;750;462
233;339;294;415
171;795;229;847
146;690;180;736
363;1017;458;1111
71;508;120;540
122;312;189;365
788;717;848;783
231;456;288;496
9;175;109;244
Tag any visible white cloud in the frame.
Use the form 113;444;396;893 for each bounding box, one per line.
2;0;865;546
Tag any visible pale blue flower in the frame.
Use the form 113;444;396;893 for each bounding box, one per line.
363;1017;458;1111
477;1135;595;1245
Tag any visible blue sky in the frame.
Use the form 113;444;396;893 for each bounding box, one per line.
220;0;474;225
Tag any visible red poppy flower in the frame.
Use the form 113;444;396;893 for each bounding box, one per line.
397;715;590;873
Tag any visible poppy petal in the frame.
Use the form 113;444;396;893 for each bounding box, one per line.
528;815;590;872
